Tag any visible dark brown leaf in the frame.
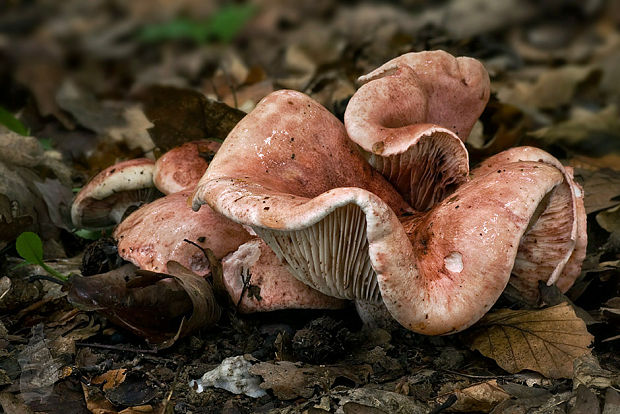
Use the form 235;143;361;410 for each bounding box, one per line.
249;361;372;400
136;85;246;152
66;262;219;347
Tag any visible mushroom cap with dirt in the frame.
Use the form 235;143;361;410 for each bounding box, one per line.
470;146;587;304
71;158;160;230
192;88;585;335
344;50;490;210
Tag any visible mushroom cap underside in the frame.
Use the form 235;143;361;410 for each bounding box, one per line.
72;158;158;229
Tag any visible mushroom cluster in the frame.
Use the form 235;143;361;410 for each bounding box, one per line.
73;50;587;335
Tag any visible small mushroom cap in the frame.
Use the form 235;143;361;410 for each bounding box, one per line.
154;140;221;195
71;158;158;229
344;50;490;210
471;146;587;303
222;238;347;313
114;191;252;276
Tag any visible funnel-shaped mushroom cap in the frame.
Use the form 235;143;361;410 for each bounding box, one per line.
344;51;489;210
222;238;347;312
193;90;572;334
471;147;587;303
114;191;252;277
72;158;159;229
154;140;221;195
193;89;410;299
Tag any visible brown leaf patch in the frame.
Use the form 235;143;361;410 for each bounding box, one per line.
464;303;593;378
249;361;372;400
435;380;511;412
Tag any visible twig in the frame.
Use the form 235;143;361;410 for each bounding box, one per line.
75;342;158;354
160;360;185;414
183;239;208;258
235;267;255;311
430;394;457;414
28;274;66;285
441;369;512;380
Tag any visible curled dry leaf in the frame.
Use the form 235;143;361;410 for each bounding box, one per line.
464;302;593;379
158;260;221;349
67;261;219;348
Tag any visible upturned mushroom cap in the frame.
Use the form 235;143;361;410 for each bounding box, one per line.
193;89;575;334
154;140;221;195
470;146;587;303
353;50;490;140
72;158;159;229
344;50;490;210
222;238;347;312
114;191;252;277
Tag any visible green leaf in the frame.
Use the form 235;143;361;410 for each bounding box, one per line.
0;106;29;136
15;232;68;282
16;232;44;265
206;4;256;43
138;4;256;44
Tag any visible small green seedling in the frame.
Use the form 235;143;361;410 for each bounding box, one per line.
15;232;68;282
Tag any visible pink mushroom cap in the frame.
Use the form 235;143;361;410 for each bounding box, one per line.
222;238;347;312
114;191;252;277
153;140;221;195
470;146;587;303
192;88;580;334
344;50;490;210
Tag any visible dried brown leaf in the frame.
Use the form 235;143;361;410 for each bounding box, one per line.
597;205;620;234
249;361;372;400
528;106;620;155
573;168;620;214
497;65;595;109
136;85;245;152
464;303;593;378
435;380;510;412
66;262;220;348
